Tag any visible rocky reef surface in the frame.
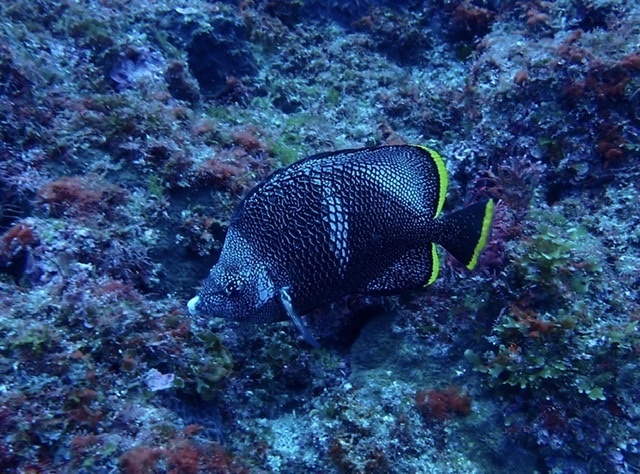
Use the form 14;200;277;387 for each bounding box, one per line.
1;0;639;472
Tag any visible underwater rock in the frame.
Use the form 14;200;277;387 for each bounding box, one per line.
186;29;257;98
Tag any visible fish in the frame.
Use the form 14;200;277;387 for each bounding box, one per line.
187;145;495;346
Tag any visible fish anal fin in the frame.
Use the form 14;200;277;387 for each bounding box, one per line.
365;246;437;293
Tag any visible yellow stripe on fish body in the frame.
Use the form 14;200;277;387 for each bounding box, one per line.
188;145;495;343
426;243;440;287
417;145;448;218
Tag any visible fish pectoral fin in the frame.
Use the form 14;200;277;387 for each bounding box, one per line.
279;287;321;348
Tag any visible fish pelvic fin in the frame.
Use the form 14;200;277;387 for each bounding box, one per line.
435;199;495;270
279;287;321;348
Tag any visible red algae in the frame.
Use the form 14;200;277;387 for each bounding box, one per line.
415;386;472;421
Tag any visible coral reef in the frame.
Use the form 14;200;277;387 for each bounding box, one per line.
0;0;639;472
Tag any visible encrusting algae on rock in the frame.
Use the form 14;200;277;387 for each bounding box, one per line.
188;145;494;345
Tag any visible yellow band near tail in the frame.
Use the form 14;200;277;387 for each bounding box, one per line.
426;243;440;286
415;145;448;217
466;199;495;270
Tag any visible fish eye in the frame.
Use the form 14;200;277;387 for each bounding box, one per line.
222;279;244;297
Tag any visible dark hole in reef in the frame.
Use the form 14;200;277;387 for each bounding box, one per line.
0;247;28;281
0;185;30;233
544;182;564;205
0;177;34;284
575;1;612;32
311;297;388;350
162;393;224;444
186;32;257;98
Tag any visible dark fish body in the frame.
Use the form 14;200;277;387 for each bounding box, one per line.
188;145;494;342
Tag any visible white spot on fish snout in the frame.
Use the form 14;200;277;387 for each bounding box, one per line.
187;296;200;315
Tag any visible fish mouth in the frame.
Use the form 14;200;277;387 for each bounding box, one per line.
187;295;200;315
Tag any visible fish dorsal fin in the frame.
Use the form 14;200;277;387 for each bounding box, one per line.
279;287;321;348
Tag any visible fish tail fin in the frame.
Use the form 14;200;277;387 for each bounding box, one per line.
435;199;495;270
